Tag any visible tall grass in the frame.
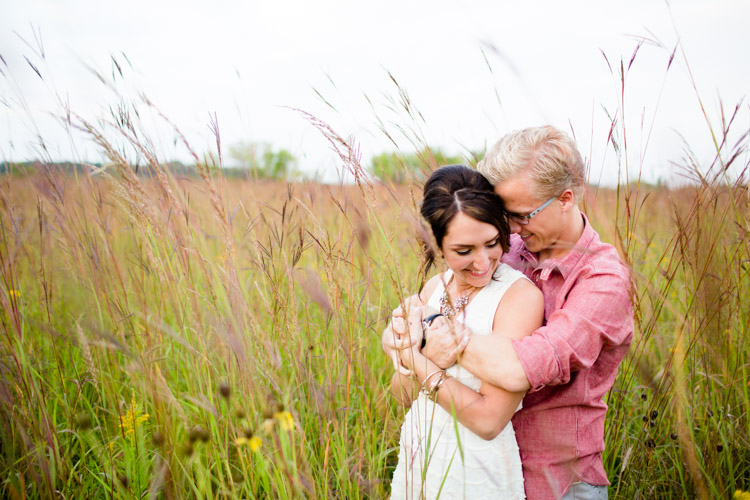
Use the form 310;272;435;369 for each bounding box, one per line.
1;36;749;500
0;137;422;498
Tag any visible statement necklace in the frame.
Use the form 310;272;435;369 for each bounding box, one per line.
438;275;474;319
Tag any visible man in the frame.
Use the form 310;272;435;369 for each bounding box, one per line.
383;125;633;499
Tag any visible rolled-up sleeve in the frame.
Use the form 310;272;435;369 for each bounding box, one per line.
512;267;633;393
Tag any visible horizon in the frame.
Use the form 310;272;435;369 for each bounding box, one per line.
2;1;748;187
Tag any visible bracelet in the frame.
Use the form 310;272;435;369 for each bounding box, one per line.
420;369;444;398
426;371;449;402
421;369;443;393
420;313;444;348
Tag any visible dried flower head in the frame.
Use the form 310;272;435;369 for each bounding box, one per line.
118;474;130;489
189;425;210;443
219;382;231;400
152;430;165;447
75;412;92;430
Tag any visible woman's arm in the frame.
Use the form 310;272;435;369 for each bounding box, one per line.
459;278;543;391
386;273;451;405
423;278;544;392
382;274;445;374
389;370;420;407
399;346;524;440
402;279;544;439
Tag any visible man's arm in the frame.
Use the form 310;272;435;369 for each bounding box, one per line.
459;335;531;392
426;268;632;393
423;278;543;392
512;270;633;392
398;307;528;440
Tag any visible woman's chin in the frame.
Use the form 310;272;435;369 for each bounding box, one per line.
458;270;492;288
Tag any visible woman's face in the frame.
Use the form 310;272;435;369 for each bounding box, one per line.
440;211;503;291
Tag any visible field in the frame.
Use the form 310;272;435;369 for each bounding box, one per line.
1;132;748;499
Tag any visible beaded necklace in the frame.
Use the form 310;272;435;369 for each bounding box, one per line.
438;275;475;318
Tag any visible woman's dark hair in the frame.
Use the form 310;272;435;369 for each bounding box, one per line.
420;164;509;276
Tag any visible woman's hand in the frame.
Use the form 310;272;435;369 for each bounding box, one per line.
382;295;425;375
423;315;472;368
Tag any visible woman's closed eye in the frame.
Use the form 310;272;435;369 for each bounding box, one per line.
454;239;498;256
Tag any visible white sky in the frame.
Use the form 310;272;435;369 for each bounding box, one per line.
1;0;748;185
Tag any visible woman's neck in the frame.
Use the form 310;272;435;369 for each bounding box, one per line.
448;274;476;300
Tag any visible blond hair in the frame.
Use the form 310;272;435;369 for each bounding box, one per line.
478;125;586;201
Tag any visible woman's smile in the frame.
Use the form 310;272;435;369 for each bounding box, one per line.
466;266;491;277
441;212;504;290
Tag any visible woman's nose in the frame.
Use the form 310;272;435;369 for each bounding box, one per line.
475;250;490;269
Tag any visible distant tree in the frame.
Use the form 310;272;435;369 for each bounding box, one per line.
370;152;419;184
228;141;297;180
370;147;465;183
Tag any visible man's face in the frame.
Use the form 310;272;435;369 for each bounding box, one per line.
494;171;561;256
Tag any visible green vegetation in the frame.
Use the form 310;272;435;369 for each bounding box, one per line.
228;141;297;180
369;147;470;183
1;139;748;498
0;39;748;500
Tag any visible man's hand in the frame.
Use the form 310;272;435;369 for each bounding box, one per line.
423;314;472;369
382;295;425;375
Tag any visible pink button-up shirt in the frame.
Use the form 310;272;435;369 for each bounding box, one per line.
504;215;633;500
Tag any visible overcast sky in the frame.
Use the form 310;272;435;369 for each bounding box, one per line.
2;0;748;185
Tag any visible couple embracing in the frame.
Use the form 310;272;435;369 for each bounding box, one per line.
383;126;633;500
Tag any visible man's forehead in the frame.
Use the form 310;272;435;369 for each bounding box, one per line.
493;179;538;208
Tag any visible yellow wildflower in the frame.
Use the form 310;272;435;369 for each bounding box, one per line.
735;490;750;500
248;435;262;451
235;435;262;451
119;392;149;438
274;411;294;431
9;289;21;298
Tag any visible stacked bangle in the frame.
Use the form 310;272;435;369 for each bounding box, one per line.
421;369;449;402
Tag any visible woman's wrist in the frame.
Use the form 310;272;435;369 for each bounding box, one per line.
399;345;424;371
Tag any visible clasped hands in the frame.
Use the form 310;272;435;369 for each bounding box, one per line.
382;295;472;375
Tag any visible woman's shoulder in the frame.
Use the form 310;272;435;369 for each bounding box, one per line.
502;275;542;302
420;271;450;301
493;262;527;282
494;263;541;300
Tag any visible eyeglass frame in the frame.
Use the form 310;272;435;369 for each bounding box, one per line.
505;196;557;225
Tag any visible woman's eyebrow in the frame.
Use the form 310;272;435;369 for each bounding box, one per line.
448;236;499;248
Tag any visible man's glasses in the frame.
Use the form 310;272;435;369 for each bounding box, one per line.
506;196;557;225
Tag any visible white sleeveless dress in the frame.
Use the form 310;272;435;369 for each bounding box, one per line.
390;264;527;500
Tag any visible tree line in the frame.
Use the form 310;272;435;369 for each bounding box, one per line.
2;143;482;183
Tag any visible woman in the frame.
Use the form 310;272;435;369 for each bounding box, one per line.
389;165;543;499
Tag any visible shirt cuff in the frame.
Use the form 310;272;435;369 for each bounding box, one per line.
512;333;561;392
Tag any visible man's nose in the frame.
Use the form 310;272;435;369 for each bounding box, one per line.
508;219;523;234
